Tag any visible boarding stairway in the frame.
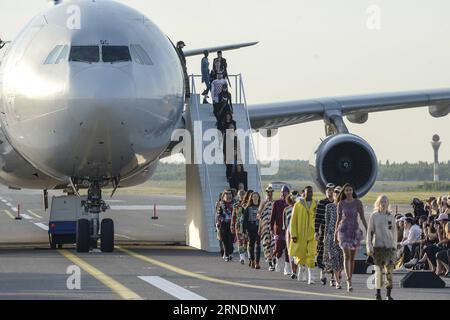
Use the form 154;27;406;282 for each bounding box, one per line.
185;75;262;252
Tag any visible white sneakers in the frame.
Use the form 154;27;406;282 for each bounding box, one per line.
275;258;283;272
239;253;246;265
307;267;316;285
403;258;418;269
297;266;308;282
283;262;292;276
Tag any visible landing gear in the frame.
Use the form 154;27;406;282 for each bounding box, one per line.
75;180;113;253
76;218;90;252
100;218;114;252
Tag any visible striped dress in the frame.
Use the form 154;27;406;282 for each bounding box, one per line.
259;200;274;261
283;206;293;252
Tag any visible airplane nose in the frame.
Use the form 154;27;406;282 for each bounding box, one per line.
69;65;136;101
64;65;143;178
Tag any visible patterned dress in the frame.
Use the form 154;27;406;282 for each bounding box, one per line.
283;205;293;258
336;200;364;250
315;199;332;270
323;203;343;271
259;200;274;261
232;202;248;254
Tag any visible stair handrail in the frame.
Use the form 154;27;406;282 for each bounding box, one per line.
239;74;263;195
190;75;217;234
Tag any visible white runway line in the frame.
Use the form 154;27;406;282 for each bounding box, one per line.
6;202;12;206
34;223;49;231
11;207;17;212
19;213;33;220
1;200;7;203
138;276;207;300
110;205;186;211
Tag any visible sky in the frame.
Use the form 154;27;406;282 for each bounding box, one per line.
0;0;449;163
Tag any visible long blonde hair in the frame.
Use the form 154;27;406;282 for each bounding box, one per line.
373;194;391;214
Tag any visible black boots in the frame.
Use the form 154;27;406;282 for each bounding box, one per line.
375;288;394;300
386;288;394;300
376;289;382;300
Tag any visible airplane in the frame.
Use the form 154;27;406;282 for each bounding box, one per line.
0;0;448;253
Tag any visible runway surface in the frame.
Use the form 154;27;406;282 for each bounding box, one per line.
0;186;449;300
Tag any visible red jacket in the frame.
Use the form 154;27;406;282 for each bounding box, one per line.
270;199;288;236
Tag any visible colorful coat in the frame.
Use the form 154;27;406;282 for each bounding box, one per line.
289;199;318;268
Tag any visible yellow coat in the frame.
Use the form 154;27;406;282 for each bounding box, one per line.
288;199;318;268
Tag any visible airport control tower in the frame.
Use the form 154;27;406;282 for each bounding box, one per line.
431;134;441;181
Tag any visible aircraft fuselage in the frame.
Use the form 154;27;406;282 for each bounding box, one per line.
0;0;185;188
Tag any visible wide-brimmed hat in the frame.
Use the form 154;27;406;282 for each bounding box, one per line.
436;213;449;222
265;185;274;192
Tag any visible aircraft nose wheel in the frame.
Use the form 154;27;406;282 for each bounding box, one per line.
100;218;114;252
76;219;90;252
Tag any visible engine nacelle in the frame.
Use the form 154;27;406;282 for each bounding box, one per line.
310;134;378;197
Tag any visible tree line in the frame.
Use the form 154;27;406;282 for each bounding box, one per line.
153;160;450;181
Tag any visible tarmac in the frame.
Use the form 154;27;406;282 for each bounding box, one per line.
0;185;449;300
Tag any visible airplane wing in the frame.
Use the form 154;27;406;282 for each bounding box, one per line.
184;41;259;57
248;88;450;130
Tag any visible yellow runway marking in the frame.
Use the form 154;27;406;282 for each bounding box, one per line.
27;210;42;219
3;210;15;219
117;246;371;301
59;250;142;300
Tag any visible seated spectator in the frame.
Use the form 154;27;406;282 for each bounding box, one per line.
425;197;437;215
442;199;450;214
430;199;440;216
438;196;448;210
397;217;421;265
395;216;406;243
435;221;450;276
404;215;439;269
230;164;248;191
415;214;449;273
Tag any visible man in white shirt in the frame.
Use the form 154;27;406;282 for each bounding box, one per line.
210;73;227;121
398;217;421;264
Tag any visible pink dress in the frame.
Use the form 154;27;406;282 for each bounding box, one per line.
336;199;364;250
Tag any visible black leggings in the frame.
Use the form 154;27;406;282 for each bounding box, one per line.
220;222;234;256
424;245;447;267
436;249;450;266
247;224;261;263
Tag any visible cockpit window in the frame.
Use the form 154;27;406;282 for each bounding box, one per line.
102;46;131;63
44;45;63;64
130;44;153;65
55;45;69;64
69;46;99;63
44;45;69;64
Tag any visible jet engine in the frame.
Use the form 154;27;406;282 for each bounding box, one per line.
310;134;378;197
